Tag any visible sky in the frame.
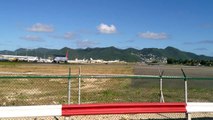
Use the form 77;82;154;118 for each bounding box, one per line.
0;0;213;56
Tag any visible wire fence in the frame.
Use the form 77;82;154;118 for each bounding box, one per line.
0;78;68;106
0;66;213;120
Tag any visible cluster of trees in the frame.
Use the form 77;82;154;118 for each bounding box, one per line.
167;58;213;66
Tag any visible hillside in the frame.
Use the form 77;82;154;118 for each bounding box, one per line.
0;46;212;62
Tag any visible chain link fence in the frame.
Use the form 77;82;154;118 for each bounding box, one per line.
0;64;213;120
0;77;68;106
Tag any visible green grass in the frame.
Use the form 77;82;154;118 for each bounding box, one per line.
0;78;69;105
0;63;212;106
0;61;17;66
80;78;212;103
0;76;212;106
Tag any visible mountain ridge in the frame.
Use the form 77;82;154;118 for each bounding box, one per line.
0;46;212;62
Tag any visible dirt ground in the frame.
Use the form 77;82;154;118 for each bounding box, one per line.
0;62;133;76
0;62;212;119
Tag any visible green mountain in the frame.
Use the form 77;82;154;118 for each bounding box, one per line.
0;46;212;62
141;46;212;60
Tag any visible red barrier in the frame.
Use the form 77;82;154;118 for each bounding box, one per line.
62;103;186;116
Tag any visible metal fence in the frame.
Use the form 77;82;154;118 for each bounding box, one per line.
0;67;213;119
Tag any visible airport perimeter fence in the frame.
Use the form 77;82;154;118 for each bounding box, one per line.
0;67;213;119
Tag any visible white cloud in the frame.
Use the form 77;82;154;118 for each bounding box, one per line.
20;35;42;41
184;40;213;45
97;23;117;34
49;32;76;40
76;40;97;48
138;31;168;40
27;23;54;32
194;48;208;51
63;32;76;40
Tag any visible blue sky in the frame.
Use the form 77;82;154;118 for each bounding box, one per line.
0;0;213;56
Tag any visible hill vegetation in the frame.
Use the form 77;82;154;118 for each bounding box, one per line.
0;46;213;62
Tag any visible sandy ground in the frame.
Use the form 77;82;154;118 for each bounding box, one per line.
1;113;213;120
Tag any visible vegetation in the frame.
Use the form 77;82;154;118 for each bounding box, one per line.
0;63;212;106
1;46;213;62
167;58;213;66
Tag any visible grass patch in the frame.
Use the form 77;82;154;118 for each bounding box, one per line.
0;63;212;105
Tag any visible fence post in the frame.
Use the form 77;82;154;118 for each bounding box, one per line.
181;68;191;120
65;67;72;120
68;67;71;104
78;66;81;104
181;69;187;103
158;68;165;103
